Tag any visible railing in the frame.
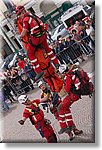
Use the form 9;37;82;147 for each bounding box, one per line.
56;36;95;64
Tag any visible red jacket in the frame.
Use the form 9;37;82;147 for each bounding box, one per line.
23;99;44;124
18;60;25;69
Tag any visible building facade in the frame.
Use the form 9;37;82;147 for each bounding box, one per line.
1;0;88;57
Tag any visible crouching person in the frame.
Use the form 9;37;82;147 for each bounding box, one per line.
18;95;57;143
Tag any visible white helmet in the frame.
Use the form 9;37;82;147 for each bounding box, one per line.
59;64;67;74
38;81;43;87
18;95;28;104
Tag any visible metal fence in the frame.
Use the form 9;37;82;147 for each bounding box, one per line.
56;36;95;64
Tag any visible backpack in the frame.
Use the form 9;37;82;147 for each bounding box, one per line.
71;70;94;97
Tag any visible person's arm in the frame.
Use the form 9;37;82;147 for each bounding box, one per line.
40;93;50;103
20;29;28;38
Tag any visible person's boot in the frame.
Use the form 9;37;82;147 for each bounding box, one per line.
67;131;74;141
35;71;44;81
73;128;83;135
58;128;68;134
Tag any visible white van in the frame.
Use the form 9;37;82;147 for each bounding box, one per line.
61;5;91;32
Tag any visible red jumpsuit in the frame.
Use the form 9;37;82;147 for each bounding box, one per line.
22;12;59;74
23;99;57;143
40;88;76;134
58;70;81;130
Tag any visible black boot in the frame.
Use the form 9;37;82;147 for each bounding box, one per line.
58;128;68;134
73;128;83;135
67;131;74;141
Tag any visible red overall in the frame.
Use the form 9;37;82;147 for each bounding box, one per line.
40;89;76;134
23;99;57;143
58;70;81;129
22;12;59;74
34;49;63;92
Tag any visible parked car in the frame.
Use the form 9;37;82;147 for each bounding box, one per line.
51;24;69;41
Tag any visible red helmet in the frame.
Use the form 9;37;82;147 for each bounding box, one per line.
16;5;25;15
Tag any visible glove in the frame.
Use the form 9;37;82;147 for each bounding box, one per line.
18;120;25;125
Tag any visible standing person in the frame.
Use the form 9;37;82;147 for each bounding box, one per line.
85;24;95;49
0;90;9;111
38;80;82;141
18;94;57;143
58;64;83;135
17;57;25;70
16;6;59;81
23;58;36;82
57;35;70;64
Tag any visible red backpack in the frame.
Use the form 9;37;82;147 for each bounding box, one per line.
74;70;94;97
70;70;94;97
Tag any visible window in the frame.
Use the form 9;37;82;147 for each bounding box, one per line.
65;17;75;28
65;10;86;28
11;38;22;49
1;38;13;59
3;24;10;32
58;24;65;33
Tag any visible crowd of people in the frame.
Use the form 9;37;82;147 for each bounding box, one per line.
49;18;95;65
0;55;37;111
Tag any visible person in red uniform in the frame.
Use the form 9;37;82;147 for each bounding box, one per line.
16;6;59;81
17;57;25;69
38;80;82;141
18;94;57;143
58;64;83;135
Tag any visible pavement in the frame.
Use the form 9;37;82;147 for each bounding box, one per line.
0;55;95;143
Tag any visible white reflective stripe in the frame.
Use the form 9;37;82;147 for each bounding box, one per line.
59;120;66;123
59;114;65;118
31;59;37;63
51;56;56;60
75;82;80;86
48;51;53;55
33;115;37;121
31;26;39;32
75;82;80;89
29;17;32;24
73;68;78;71
40;22;43;26
66;119;73;122
33;66;35;69
36;64;40;68
72;75;75;80
65;113;72;117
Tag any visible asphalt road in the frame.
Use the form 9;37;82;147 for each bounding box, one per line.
0;55;95;143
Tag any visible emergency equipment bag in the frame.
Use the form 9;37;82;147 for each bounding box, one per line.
71;70;94;97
